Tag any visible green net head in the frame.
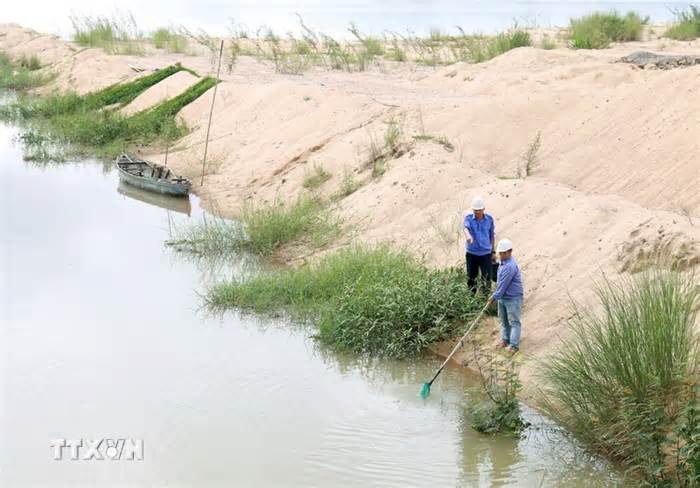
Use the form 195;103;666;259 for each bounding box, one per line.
419;383;431;399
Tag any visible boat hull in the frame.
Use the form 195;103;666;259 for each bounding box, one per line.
115;154;191;197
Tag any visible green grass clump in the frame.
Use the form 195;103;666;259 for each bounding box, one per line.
452;28;531;64
169;196;340;257
2;64;211;156
70;12;144;55
665;6;700;41
569;11;647;49
302;163;331;190
539;269;699;484
14;63;190;119
241;197;340;255
0;52;51;91
151;27;188;53
18;54;42;71
207;245;481;358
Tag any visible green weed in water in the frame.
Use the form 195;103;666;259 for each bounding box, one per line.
168;196;340;257
207;245;481;358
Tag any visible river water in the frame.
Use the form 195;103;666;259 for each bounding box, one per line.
0;123;625;487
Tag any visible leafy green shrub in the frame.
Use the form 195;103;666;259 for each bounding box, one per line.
539;269;699;483
207;246;481;358
665;6;700;40
569;11;647;49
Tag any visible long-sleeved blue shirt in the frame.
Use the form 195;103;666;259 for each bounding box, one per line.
492;257;524;300
464;213;495;256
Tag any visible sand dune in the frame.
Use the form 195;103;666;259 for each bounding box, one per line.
2;23;698;396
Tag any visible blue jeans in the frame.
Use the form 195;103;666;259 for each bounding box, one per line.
498;297;522;348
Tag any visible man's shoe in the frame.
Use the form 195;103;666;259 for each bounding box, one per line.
500;340;509;348
507;345;519;354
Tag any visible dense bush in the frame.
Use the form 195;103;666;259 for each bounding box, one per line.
207;246;481;358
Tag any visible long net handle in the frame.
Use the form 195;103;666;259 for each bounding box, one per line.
428;301;490;385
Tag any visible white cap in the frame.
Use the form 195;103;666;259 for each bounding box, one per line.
496;238;513;253
471;196;485;210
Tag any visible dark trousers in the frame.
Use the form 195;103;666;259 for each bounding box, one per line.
466;252;492;293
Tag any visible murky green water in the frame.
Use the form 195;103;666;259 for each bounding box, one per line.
0;124;626;487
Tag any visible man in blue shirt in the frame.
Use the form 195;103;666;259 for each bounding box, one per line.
487;238;524;353
463;196;495;293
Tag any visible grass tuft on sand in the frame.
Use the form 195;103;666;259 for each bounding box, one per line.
568;11;647;49
665;6;700;41
0;52;52;91
70;12;144;55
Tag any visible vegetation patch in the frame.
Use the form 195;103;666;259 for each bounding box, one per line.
152;27;188;53
665;6;700;41
413;134;455;152
0;52;52;91
470;356;528;436
206;245;481;358
302;163;331;190
168;196;340;257
568;11;647;49
70;12;144;55
539;269;700;484
1;65;212;158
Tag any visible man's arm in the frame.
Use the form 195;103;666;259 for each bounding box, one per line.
489;216;495;252
463;215;473;244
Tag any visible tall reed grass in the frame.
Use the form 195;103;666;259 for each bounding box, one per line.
151;27;188;53
569;11;647;49
539;269;699;484
70;12;144;55
666;6;700;41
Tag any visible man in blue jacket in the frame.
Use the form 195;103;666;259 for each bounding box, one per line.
463;196;495;293
487;238;524;353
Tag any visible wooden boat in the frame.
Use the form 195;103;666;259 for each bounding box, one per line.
116;153;191;197
117;179;192;216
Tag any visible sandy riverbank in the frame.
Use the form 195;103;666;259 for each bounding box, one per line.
2;22;699;397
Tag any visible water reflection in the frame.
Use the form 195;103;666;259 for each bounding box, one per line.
118;179;192;215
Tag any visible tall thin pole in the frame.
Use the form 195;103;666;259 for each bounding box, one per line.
201;39;224;186
164;87;170;167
